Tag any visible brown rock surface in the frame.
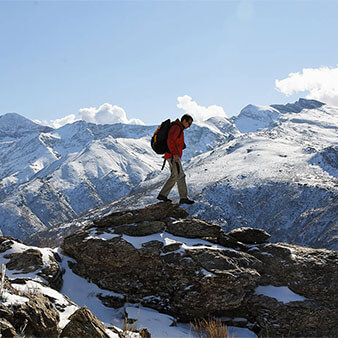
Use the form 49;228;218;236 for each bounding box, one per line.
61;306;110;338
61;203;338;337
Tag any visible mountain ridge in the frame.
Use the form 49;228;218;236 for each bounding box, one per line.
1;98;337;251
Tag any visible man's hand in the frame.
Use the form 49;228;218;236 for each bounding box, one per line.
173;154;180;163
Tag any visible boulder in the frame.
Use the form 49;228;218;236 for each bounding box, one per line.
61;306;110;338
62;220;262;321
11;293;60;337
248;242;338;304
227;227;271;244
1;237;63;291
245;295;338;337
167;218;223;239
5;249;43;273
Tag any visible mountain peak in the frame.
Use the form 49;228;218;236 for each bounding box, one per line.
234;104;280;133
0;112;52;138
271;98;325;114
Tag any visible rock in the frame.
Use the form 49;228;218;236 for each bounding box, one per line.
12;293;60;337
244;295;338;337
113;221;165;236
227;227;271;244
0;317;18;338
60;306;110;338
93;202;188;227
167;218;223;239
248;242;338;304
62;220;262;321
2;238;63;291
0;237;16;253
5;249;43;273
58;203;338;336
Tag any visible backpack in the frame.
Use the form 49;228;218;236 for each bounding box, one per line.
151;119;183;155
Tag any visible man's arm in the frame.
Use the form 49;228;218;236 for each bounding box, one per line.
167;125;181;161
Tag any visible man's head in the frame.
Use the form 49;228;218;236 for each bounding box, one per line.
181;114;193;129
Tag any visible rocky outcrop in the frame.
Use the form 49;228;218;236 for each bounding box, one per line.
0;236;63;291
0;280;60;337
0;277;121;338
61;203;338;337
227;227;271;244
61;306;110;338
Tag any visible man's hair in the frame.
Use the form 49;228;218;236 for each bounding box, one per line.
181;114;193;123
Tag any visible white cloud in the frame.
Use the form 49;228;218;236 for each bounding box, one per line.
275;66;338;106
177;95;227;122
78;103;144;125
35;103;144;128
34;114;78;129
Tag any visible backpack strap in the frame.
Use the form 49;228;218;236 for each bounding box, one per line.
161;158;166;170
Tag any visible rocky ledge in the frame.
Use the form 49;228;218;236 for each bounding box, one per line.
60;203;338;337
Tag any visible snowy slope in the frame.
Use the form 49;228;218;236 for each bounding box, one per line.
233;98;325;133
0;114;234;239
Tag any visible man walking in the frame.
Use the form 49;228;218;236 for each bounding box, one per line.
157;114;195;205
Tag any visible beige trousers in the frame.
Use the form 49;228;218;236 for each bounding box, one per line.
159;158;188;199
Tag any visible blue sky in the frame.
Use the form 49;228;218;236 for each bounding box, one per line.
1;0;338;127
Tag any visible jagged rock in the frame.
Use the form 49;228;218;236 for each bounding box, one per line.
0;237;16;253
1;238;63;291
60;203;338;336
39;258;64;291
60;306;110;338
11;293;60;337
248;242;338;304
227;227;271;244
218;233;248;250
93;202;188;227
0;317;18;338
245;295;338;337
167;218;223;238
62;219;262;321
5;249;43;273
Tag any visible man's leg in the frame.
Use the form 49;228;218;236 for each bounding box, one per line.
176;158;188;199
158;159;178;198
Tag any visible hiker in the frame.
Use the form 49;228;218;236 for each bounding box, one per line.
157;114;195;205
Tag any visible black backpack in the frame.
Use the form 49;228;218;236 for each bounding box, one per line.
151;119;183;155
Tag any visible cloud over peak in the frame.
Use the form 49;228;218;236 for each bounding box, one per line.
36;103;144;129
276;66;338;106
177;95;227;122
79;103;144;125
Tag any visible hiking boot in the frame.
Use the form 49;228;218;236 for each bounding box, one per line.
179;198;195;205
157;194;172;203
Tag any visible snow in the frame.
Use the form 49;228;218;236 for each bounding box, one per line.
126;305;257;338
0;240;57;282
86;229;226;251
0;113;233;239
235;104;280;133
59;253;123;328
1;290;29;306
255;285;308;303
12;280;79;329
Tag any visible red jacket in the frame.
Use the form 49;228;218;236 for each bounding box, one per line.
164;119;185;159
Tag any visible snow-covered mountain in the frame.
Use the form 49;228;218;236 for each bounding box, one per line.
82;98;337;250
2;98;337;250
233;98;325;133
0;113;234;239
